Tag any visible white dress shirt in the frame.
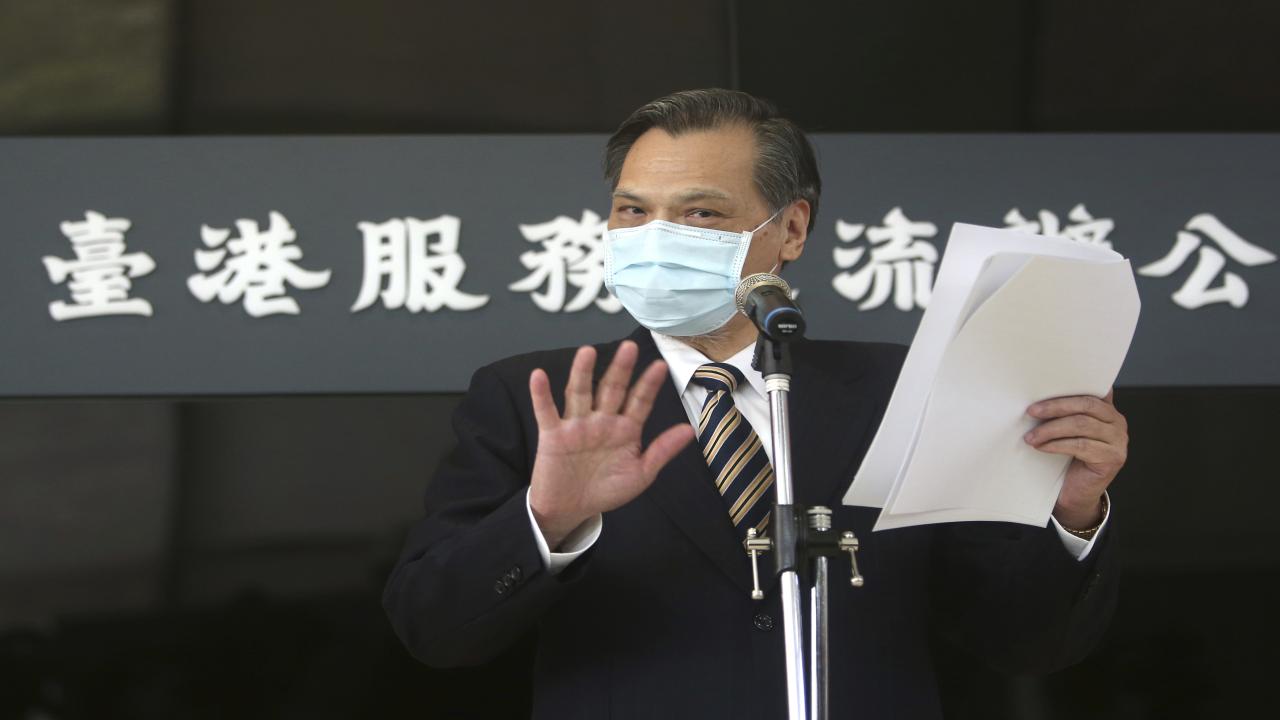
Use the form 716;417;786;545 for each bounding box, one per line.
526;331;1110;573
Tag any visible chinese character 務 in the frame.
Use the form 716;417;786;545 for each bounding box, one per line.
509;209;621;313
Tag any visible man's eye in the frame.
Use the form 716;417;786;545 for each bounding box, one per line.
618;206;644;216
689;209;718;219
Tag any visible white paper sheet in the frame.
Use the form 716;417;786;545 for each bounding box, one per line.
840;223;1140;531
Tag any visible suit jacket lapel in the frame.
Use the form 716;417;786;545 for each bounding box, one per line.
630;328;754;591
627;330;884;592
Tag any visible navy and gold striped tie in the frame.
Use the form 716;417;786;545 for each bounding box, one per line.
691;363;775;540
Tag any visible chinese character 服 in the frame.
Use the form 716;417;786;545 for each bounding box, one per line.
351;214;489;313
509;209;621;313
831;207;938;311
42;210;155;321
187;211;331;317
1138;214;1276;309
1003;203;1115;248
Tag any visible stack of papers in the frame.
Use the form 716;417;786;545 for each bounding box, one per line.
842;223;1140;531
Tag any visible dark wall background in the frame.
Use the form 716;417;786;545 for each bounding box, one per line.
3;1;1278;718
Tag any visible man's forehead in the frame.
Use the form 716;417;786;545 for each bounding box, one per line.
615;125;759;202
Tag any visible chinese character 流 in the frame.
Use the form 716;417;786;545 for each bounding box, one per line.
832;207;938;311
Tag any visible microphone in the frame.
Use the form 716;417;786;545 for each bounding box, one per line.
735;273;805;341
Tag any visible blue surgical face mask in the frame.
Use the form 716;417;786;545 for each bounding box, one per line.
604;209;783;337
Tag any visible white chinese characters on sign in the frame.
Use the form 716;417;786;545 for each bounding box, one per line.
509;209;621;313
42;210;156;321
187;211;331;317
351;215;489;313
832;207;938;311
1003;203;1115;248
1138;214;1276;309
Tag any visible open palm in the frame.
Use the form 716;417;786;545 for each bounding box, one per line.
528;341;694;549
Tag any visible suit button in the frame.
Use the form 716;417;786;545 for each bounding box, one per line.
494;580;507;595
506;566;523;583
753;613;774;631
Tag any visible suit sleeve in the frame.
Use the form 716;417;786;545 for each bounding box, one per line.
862;340;1118;674
382;362;588;668
929;515;1119;674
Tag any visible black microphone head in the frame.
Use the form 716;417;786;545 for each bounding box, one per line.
734;273;791;312
735;273;805;340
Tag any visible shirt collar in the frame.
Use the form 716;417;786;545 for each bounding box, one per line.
649;330;767;399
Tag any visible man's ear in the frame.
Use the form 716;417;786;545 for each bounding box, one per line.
779;199;810;263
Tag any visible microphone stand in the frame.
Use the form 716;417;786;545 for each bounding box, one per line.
747;332;865;720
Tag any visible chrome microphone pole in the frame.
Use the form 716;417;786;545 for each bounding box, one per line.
739;273;865;720
764;366;807;720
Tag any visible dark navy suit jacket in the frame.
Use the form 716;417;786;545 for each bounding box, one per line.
384;327;1118;719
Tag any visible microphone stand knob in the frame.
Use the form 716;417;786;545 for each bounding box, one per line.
840;531;865;588
745;528;773;600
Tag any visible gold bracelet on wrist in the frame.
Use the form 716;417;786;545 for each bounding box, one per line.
1063;493;1108;539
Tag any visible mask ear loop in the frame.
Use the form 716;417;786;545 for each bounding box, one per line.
748;206;787;275
750;206;786;235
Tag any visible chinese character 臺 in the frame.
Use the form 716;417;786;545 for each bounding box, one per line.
509;209;621;313
351;214;489;313
187;211;331;317
1138;214;1276;309
42;210;155;321
831;207;938;311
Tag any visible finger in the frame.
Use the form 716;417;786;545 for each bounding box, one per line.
529;368;561;430
564;345;596;418
1032;437;1125;466
1027;395;1120;423
594;340;638;414
623;359;671;423
1025;414;1123;447
641;423;697;478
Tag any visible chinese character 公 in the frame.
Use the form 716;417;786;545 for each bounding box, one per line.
187;211;331;317
351;214;489;313
1137;214;1276;309
42;210;155;321
831;207;938;311
509;209;621;313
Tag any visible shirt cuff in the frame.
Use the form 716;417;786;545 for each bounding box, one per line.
525;489;603;575
1050;491;1111;561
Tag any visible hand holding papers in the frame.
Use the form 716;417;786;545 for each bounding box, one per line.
842;223;1141;531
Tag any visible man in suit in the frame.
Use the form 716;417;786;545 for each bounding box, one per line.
384;89;1125;719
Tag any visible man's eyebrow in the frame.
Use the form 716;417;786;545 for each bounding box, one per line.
611;187;732;203
673;188;731;203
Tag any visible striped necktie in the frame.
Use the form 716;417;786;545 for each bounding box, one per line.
690;363;775;540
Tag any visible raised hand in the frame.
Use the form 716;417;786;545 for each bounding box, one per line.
1024;390;1129;530
528;340;695;549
